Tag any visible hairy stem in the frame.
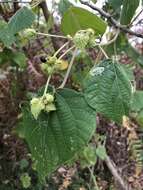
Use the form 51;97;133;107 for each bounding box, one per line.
59;48;77;88
43;75;51;96
88;167;99;190
37;32;68;39
59;45;75;60
98;46;109;59
54;41;69;57
98;30;120;46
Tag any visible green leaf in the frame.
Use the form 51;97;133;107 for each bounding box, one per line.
61;7;107;36
19;159;29;170
0;20;7;28
0;49;27;68
131;91;143;112
58;0;72;15
13;52;27;68
20;173;31;189
121;64;134;81
124;42;143;68
72;52;93;86
108;0;123;9
8;7;35;34
83;59;132;123
0;25;15;47
96;145;107;160
18;88;96;181
83;146;97;165
0;7;35;47
105;34;143;68
136;110;143;127
120;0;139;25
0;48;15;64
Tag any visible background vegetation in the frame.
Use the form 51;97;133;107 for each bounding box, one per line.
0;0;143;189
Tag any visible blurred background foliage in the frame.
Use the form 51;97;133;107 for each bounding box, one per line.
0;0;143;189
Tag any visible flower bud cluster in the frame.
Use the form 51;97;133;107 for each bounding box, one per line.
30;93;56;119
73;28;96;50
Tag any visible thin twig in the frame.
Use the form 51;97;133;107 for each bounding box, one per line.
59;48;77;88
80;0;143;39
94;50;103;64
88;166;99;190
54;41;69;57
105;156;132;190
130;8;143;26
37;32;68;39
98;30;120;46
98;46;109;59
43;75;51;96
59;45;75;60
31;0;44;9
0;1;30;2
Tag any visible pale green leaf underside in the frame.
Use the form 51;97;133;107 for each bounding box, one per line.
83;59;132;123
0;26;16;46
8;6;35;34
18;88;96;181
0;7;35;46
61;7;107;36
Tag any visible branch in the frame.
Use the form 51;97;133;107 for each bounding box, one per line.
80;0;143;39
43;75;51;96
105;156;132;190
0;1;30;2
37;32;68;39
39;1;50;22
13;1;20;13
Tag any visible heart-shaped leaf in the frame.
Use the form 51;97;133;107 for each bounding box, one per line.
61;7;107;36
83;59;132;123
8;6;35;34
0;7;35;47
17;88;96;181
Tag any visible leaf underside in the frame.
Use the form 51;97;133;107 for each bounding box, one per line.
61;7;107;36
0;7;35;47
8;6;35;34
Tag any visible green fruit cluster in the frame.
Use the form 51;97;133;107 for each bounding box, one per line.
30;93;56;119
73;28;96;50
41;56;64;75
